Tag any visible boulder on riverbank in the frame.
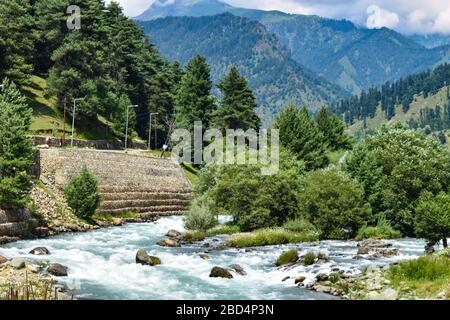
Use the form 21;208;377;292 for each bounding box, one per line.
210;266;233;279
136;249;161;266
29;247;50;255
47;263;68;277
10;257;26;269
166;230;182;240
0;255;8;265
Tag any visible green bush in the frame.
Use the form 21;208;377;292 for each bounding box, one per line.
276;250;299;266
302;252;316;266
415;192;450;248
184;196;218;231
298;168;372;239
329;272;340;284
388;255;450;282
356;215;401;240
283;218;320;240
64;167;101;219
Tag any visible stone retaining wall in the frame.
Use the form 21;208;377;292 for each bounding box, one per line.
0;208;37;237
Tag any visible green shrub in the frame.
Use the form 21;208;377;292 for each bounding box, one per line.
356;215;401;240
227;228;316;248
298;168;372;239
183;224;241;242
283;218;320;240
184;196;218;231
415;192;450;248
276;250;299;266
329;272;340;284
64;167;101;219
388;256;450;282
303;252;316;266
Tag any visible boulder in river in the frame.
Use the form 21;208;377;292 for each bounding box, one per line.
47;263;68;276
157;238;180;247
10;257;26;269
358;239;392;249
166;230;182;239
29;247;50;255
199;254;210;260
295;276;306;284
228;264;246;276
0;255;8;265
209;266;233;279
136;249;161;266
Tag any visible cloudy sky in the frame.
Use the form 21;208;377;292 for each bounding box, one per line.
108;0;450;35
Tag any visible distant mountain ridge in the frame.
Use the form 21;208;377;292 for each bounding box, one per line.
136;0;450;95
138;13;345;125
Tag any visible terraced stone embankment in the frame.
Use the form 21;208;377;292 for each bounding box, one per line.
37;149;192;218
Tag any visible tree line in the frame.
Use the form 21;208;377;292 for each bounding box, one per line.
332;63;450;125
0;0;260;146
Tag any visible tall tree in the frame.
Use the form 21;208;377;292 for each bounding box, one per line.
175;55;215;132
316;107;352;150
213;67;260;131
0;79;34;207
0;0;36;84
275;105;329;170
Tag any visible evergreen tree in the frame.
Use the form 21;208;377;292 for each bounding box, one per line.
275;105;329;170
0;79;34;207
175;55;215;132
315;107;352;150
0;0;36;84
213;67;260;131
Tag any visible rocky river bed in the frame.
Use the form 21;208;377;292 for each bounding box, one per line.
0;216;429;300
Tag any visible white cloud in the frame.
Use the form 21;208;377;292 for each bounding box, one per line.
432;7;450;33
366;5;399;29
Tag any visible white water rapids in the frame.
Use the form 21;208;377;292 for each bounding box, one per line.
0;216;428;300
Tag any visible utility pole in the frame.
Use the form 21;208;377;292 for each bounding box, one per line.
71;97;84;147
148;112;159;150
125;105;138;150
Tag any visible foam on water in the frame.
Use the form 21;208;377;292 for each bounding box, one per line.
0;216;429;300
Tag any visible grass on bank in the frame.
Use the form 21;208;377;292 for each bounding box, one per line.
183;224;240;242
388;254;450;299
91;211;139;223
226;227;319;248
181;163;199;185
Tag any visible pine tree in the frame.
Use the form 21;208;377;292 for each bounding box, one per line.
275;105;329;170
213;67;260;131
0;79;34;207
175;55;215;132
0;0;36;84
316;107;352;150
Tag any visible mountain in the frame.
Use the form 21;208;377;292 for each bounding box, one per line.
139;14;345;125
135;0;234;20
409;34;450;49
136;0;450;95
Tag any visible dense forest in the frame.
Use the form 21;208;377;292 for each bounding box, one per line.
332;63;450;126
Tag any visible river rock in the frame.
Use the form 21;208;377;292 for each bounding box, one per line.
166;230;182;239
136;249;161;266
29;247;50;255
316;273;329;282
209;266;233;279
357;247;370;255
47;263;68;276
295;276;306;284
372;248;399;258
228;264;246;276
358;239;392;249
11;257;26;269
282;276;290;282
368;288;398;300
0;255;8;265
157;238;180;247
33;227;51;237
199;254;210;260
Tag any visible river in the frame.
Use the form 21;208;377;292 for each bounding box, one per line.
0;216;427;300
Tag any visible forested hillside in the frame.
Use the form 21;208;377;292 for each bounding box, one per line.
139;13;345;124
137;0;450;95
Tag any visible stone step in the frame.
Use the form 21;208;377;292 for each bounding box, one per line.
99;185;192;194
140;211;184;218
101;192;192;201
99;199;190;210
96;205;188;215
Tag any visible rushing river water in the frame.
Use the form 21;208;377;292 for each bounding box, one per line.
0;216;428;300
